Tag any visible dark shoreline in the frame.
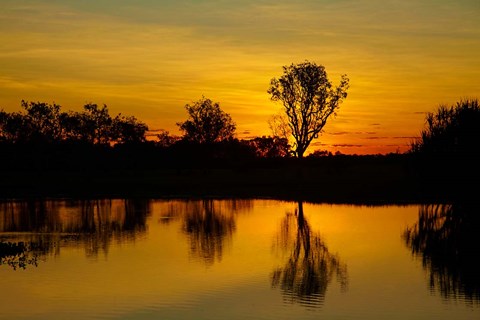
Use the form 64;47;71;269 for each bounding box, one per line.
1;159;473;204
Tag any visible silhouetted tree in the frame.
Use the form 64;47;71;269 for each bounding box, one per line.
411;99;480;156
268;112;291;141
81;103;114;145
177;97;236;143
307;149;333;158
156;130;180;148
268;61;349;158
1;101;62;143
0;111;28;142
58;111;85;141
246;136;291;158
112;114;148;144
410;99;480;191
21;100;62;142
0;101;148;145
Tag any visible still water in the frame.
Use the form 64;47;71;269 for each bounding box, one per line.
1;199;479;319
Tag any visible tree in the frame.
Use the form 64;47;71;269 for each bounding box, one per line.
177;97;236;143
21;100;62;142
112;114;149;144
1;101;149;145
268;61;349;158
1;101;62;143
246;136;291;158
410;99;480;185
411;99;480;156
156;130;180;148
81;103;114;145
268;112;290;141
0;111;28;142
58;111;85;142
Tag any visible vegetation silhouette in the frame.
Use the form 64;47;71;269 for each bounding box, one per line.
411;99;480;157
246;136;291;158
0;101;148;145
177;96;236;144
410;99;480;198
1;94;478;202
268;61;349;158
0;199;151;268
404;203;480;303
271;202;348;307
0;99;292;171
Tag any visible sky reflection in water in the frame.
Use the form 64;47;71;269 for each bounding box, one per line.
1;199;479;319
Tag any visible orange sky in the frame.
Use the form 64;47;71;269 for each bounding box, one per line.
1;1;479;154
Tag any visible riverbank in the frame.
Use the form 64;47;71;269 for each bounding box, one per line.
1;155;471;203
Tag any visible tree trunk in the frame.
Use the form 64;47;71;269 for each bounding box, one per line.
296;147;305;158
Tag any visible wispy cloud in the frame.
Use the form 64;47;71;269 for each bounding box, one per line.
332;144;364;148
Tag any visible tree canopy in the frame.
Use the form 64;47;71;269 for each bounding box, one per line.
411;99;480;156
410;98;480;188
0;101;148;145
177;97;236;143
268;61;349;158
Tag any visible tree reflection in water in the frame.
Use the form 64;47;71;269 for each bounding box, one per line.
182;200;254;265
0;241;39;270
183;200;235;265
0;199;151;269
271;202;348;307
160;199;252;265
404;203;480;303
78;199;150;257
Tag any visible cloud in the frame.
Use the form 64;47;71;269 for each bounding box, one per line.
332;144;364;148
328;131;377;136
310;142;328;147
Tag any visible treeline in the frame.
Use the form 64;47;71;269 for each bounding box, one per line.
1;98;478;201
0;101;148;145
0;100;294;172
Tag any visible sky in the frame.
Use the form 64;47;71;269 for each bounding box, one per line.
1;0;479;154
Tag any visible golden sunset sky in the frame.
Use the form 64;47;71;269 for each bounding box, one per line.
1;0;479;154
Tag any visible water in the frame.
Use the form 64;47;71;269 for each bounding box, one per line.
1;199;478;319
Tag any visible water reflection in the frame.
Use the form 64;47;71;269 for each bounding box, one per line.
161;199;252;265
271;202;348;307
183;200;236;265
404;203;480;302
0;199;151;269
0;241;39;270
